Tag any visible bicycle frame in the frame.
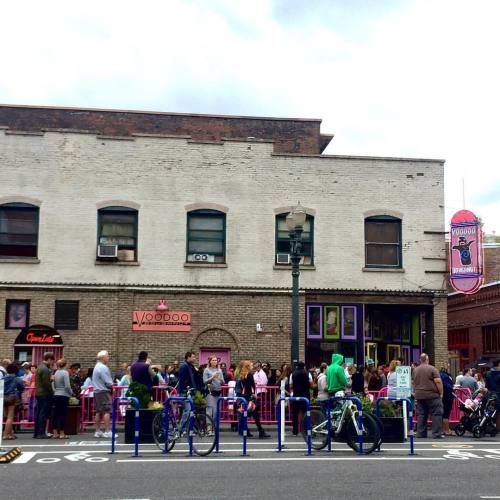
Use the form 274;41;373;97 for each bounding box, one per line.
326;396;364;454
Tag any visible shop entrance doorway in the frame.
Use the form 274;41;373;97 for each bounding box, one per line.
199;348;231;367
13;324;64;364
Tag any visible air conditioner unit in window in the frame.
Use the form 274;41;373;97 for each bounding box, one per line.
276;253;291;264
97;244;118;258
187;253;215;263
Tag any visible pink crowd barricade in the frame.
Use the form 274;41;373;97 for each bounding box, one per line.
80;385;178;431
217;385;292;424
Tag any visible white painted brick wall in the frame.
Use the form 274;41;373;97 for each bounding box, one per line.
0;131;446;291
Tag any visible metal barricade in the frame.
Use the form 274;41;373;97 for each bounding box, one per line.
163;396;194;456
110;396;140;457
215;396;248;456
326;396;364;455
276;396;311;456
375;397;414;455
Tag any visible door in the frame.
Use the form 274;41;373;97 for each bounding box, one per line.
365;342;378;366
386;344;401;362
199;348;231;367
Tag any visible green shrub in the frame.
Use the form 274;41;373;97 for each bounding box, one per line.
125;381;151;409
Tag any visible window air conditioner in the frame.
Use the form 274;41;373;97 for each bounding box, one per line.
276;253;291;264
97;244;118;258
188;253;215;263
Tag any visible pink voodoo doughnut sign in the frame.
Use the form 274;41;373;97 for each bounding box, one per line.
449;210;484;294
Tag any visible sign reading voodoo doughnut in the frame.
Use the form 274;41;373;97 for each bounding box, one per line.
449;210;484;294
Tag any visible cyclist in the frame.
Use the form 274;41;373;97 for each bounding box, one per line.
177;351;200;434
326;353;348;398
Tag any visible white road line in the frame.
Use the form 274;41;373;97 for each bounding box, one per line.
117;456;446;463
12;452;37;464
480;497;500;498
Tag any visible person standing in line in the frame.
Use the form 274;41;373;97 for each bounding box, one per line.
52;359;73;439
316;363;329;411
235;360;270;439
34;352;55;439
203;355;223;431
2;363;24;440
92;350;114;438
485;359;500;428
130;351;155;396
439;364;454;436
412;353;444;439
290;361;312;436
459;368;479;394
351;365;365;395
386;360;399;399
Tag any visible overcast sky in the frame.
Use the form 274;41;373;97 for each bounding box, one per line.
1;0;499;233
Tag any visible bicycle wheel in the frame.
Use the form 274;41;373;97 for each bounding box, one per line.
345;413;380;455
302;408;328;450
152;411;176;452
191;412;216;456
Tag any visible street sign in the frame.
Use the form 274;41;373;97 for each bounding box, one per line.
396;365;412;398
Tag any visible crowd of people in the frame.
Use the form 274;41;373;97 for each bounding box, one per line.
1;350;499;441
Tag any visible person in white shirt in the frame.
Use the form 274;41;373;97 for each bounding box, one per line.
253;361;268;395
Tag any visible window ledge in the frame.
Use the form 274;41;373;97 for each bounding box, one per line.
0;257;40;264
95;260;140;266
273;264;316;271
184;262;228;268
362;267;405;273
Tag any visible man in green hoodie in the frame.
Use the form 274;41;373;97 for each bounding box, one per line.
326;353;348;395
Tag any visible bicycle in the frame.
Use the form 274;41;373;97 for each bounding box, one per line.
301;398;381;454
152;387;216;456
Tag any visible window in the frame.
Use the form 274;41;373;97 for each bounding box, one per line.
0;203;39;258
482;325;499;354
186;210;226;263
97;206;138;261
365;215;402;268
54;300;79;330
275;214;314;265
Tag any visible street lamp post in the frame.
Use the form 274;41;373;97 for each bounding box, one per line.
286;203;307;368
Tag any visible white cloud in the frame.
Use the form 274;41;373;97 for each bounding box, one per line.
0;0;499;232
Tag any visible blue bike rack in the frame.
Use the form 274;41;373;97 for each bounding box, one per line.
276;396;312;456
375;396;414;455
110;396;140;457
326;396;364;455
215;396;248;456
164;396;194;456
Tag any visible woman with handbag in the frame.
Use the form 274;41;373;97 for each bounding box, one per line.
235;360;270;439
203;356;224;432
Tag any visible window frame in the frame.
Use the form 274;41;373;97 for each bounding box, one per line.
97;206;138;261
0;203;40;259
186;209;226;263
275;213;314;265
364;215;402;268
54;300;79;330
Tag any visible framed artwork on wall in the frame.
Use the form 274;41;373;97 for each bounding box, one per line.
306;305;322;339
341;306;357;340
324;305;340;339
5;299;30;329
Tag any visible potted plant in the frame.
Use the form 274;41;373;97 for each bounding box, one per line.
376;400;406;442
192;390;206;413
123;382;163;443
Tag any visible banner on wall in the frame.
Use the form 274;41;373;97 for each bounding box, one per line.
132;310;192;332
449;210;484;294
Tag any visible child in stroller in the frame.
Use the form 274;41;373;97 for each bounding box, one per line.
454;388;497;438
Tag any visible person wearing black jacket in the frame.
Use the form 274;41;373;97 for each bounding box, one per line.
290;361;312;436
439;364;454;436
178;351;201;432
235;360;270;439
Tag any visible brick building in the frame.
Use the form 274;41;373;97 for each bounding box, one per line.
0;104;448;370
448;246;500;370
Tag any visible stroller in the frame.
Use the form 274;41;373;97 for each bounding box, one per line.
454;389;497;438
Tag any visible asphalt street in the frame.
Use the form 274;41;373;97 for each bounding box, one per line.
2;431;500;500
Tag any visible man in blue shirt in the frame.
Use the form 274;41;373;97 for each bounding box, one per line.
178;351;200;432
